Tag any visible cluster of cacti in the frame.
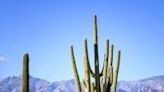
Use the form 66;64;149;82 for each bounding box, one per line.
70;15;121;92
21;53;29;92
19;15;121;92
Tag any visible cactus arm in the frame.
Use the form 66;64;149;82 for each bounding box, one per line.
84;57;91;92
106;44;114;92
106;65;113;92
102;40;109;92
112;50;121;92
109;44;114;85
109;66;113;85
21;53;29;92
105;40;109;61
84;39;91;92
70;46;82;92
102;61;108;92
106;63;113;92
84;39;95;78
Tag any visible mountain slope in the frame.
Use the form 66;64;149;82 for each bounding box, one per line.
118;75;164;92
0;75;164;92
0;76;49;92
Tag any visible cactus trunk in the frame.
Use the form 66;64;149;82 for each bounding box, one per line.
21;53;29;92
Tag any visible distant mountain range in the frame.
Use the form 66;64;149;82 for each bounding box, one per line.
0;75;164;92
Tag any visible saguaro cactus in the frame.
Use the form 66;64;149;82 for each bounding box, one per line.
21;53;29;92
70;15;121;92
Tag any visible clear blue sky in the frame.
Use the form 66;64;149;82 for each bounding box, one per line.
0;0;164;82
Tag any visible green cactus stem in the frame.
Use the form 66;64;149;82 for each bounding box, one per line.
83;39;91;92
93;15;100;92
102;40;109;92
70;46;82;92
112;50;121;92
21;53;29;92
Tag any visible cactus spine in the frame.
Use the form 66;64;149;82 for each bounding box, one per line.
21;53;29;92
70;15;121;92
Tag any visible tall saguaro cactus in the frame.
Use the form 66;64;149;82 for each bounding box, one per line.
21;53;29;92
70;15;121;92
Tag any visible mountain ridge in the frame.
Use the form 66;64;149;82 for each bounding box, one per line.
0;75;164;92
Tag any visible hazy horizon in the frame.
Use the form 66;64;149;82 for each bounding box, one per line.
0;0;164;82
